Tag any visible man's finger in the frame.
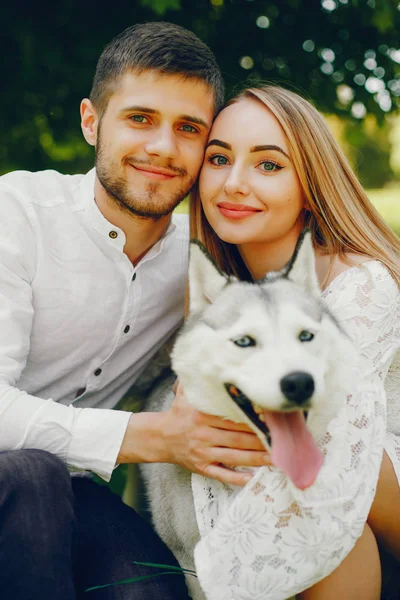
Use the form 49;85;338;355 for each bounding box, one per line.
196;413;260;434
211;418;256;433
209;449;272;467
172;377;179;394
174;390;260;436
202;464;253;487
205;428;267;451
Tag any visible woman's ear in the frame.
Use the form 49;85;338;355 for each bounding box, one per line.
80;99;99;147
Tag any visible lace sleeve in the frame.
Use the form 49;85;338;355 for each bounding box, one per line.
192;261;398;600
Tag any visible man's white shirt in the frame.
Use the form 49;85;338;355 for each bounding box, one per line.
0;168;189;480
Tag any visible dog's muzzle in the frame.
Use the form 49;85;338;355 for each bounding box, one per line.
224;383;272;446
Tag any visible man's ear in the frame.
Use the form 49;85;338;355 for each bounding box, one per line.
189;241;230;314
80;99;99;147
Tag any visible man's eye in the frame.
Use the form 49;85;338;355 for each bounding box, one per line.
298;330;315;342
233;335;256;348
258;161;282;172
180;124;197;133
131;115;149;123
208;155;229;166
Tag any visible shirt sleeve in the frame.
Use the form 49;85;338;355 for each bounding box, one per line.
192;262;397;600
0;184;130;481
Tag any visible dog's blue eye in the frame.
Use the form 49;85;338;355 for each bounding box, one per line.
233;336;256;348
299;330;314;342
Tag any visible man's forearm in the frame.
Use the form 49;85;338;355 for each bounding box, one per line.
117;411;168;464
0;382;130;481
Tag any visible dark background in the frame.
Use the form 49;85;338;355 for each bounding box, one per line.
1;0;399;187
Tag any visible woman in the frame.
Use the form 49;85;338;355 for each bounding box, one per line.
190;85;400;599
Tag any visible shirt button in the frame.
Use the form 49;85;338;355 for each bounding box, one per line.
109;230;118;239
132;272;136;281
94;368;102;376
124;325;130;334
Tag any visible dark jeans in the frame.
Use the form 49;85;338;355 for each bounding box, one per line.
0;449;191;600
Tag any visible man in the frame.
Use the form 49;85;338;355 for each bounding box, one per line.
0;22;269;599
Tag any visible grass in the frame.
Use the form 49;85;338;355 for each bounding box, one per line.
175;187;400;235
174;197;189;214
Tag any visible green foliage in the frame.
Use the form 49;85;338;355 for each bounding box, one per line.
368;187;400;236
344;117;395;188
1;0;399;174
92;464;129;497
139;0;181;15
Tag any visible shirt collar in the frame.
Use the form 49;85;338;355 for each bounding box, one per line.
78;168;176;260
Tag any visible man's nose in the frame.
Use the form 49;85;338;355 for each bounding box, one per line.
144;126;179;160
223;166;250;196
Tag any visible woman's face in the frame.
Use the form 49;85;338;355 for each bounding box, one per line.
199;97;305;248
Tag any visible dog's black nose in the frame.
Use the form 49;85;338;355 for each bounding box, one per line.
280;371;315;405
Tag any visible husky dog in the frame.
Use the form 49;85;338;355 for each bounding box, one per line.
140;231;354;600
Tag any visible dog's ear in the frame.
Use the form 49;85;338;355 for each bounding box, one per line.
285;230;320;296
189;240;230;313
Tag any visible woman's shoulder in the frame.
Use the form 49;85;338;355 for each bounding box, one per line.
321;256;400;363
319;253;399;314
320;255;400;328
320;253;396;294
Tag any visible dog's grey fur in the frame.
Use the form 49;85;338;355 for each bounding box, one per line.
140;232;354;600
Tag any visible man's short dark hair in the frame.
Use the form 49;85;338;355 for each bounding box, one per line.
90;22;224;116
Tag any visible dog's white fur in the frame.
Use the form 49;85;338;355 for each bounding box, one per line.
140;233;354;599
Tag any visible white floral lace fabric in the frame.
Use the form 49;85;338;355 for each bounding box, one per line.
192;261;400;600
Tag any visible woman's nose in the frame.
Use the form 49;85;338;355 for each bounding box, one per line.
223;167;250;196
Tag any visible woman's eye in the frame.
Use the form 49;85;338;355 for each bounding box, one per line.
131;115;149;124
233;335;256;348
209;155;229;166
259;161;282;172
298;330;315;342
180;124;197;133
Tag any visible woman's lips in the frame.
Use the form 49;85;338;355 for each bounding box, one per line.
217;202;261;220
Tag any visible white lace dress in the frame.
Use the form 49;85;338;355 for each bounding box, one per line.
191;261;400;600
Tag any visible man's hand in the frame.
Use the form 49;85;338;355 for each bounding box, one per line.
118;383;271;487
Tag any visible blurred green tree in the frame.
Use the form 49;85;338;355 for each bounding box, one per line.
344;117;396;187
1;0;399;175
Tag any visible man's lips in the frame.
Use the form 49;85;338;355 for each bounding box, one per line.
131;164;178;181
217;202;261;220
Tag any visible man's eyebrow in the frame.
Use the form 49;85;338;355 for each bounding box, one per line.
179;114;210;128
250;144;290;159
119;106;209;128
120;105;159;115
206;139;232;150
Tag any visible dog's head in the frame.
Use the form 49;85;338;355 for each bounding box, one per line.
172;231;355;489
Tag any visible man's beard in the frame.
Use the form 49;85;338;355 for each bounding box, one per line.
95;132;196;221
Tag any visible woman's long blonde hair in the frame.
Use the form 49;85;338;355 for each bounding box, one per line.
190;85;400;286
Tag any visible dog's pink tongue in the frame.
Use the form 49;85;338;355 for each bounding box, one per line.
263;411;324;489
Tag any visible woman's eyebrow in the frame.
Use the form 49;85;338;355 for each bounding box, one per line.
205;139;231;150
250;144;290;159
206;140;290;159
